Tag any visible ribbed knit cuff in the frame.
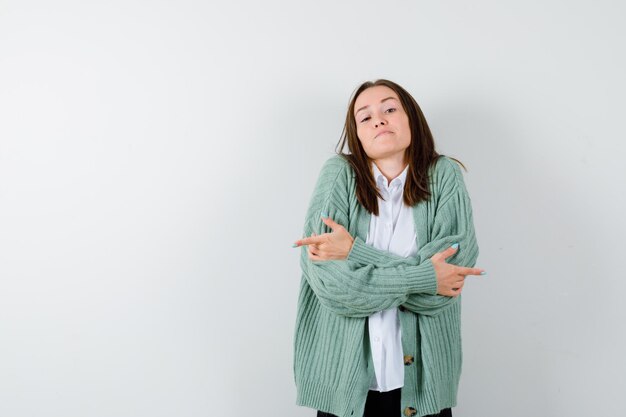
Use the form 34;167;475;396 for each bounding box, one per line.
406;258;438;295
347;236;385;265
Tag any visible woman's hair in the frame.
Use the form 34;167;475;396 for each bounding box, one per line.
335;79;466;216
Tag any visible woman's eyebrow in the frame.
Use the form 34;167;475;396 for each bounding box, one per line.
355;97;398;115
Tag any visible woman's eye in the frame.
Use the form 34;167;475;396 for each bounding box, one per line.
385;108;396;113
360;116;370;123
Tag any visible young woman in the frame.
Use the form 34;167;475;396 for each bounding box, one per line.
292;79;485;417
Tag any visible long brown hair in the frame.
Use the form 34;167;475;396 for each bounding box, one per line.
335;79;466;216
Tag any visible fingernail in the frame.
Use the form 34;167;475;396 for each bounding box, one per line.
292;243;298;248
480;271;487;275
321;211;328;218
451;243;459;249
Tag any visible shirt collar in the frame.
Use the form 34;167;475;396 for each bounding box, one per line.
371;161;409;190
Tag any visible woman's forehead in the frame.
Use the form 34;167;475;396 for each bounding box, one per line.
355;86;399;113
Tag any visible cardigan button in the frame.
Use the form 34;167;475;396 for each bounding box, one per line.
403;355;414;366
403;407;417;416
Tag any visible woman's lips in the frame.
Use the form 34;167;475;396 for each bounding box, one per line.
375;131;392;138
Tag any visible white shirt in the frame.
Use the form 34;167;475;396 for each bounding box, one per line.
367;161;418;392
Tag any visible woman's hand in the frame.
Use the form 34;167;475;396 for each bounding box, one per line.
431;245;485;297
293;216;354;261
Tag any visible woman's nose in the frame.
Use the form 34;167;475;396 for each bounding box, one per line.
374;120;386;128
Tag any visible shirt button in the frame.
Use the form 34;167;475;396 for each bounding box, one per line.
404;355;414;366
404;407;417;417
374;336;380;342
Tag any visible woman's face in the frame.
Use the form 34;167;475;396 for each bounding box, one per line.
354;85;411;163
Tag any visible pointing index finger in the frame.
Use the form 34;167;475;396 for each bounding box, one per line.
463;267;487;276
295;235;323;247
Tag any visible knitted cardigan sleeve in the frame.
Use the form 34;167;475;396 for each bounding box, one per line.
346;158;480;316
299;156;478;318
299;157;440;317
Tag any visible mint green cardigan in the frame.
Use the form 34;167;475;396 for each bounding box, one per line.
293;155;480;417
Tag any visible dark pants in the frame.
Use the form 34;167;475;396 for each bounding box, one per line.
317;388;452;417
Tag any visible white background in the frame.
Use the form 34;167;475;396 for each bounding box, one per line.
1;1;625;416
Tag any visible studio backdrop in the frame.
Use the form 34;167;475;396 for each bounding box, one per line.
1;1;624;416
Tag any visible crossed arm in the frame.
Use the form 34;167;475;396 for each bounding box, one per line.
299;158;479;318
328;182;478;316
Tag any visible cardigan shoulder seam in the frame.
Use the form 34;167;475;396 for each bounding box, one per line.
432;156;465;206
441;156;465;184
312;155;351;219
